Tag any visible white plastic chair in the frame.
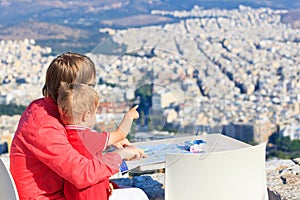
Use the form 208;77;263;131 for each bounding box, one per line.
165;143;268;200
0;158;19;200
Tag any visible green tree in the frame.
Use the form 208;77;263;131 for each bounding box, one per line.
134;83;153;127
267;133;300;159
0;103;26;116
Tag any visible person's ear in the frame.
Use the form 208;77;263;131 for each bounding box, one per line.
82;111;91;122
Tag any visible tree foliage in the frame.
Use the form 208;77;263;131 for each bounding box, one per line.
267;133;300;159
134;83;153;127
0;103;26;116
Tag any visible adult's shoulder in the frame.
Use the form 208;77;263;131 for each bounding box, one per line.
22;97;61;128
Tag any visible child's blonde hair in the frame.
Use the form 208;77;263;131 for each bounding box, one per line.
57;82;99;125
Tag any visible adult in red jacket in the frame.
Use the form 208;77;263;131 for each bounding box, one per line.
10;53;145;199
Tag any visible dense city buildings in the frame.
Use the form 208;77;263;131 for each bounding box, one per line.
1;5;300;143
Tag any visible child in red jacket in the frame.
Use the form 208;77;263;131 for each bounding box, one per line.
57;82;148;200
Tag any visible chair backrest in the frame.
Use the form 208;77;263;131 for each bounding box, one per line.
0;158;19;200
165;143;268;200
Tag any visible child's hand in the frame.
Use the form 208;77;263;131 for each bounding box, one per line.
117;105;139;136
127;105;139;120
109;183;114;196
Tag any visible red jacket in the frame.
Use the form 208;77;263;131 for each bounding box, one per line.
64;125;112;200
10;97;122;200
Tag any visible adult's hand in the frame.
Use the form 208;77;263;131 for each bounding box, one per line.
113;138;132;149
114;145;146;160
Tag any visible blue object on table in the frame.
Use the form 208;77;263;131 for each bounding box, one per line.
184;140;206;151
119;160;129;173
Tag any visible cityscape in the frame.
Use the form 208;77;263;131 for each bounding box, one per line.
0;3;300;199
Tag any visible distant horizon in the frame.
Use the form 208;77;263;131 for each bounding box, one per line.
0;0;299;54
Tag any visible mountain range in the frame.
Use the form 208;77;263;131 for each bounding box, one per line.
0;0;299;54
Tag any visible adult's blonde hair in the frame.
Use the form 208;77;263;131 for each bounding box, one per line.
43;52;96;102
57;82;99;125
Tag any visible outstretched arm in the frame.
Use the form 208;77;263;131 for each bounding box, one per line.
109;105;139;145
